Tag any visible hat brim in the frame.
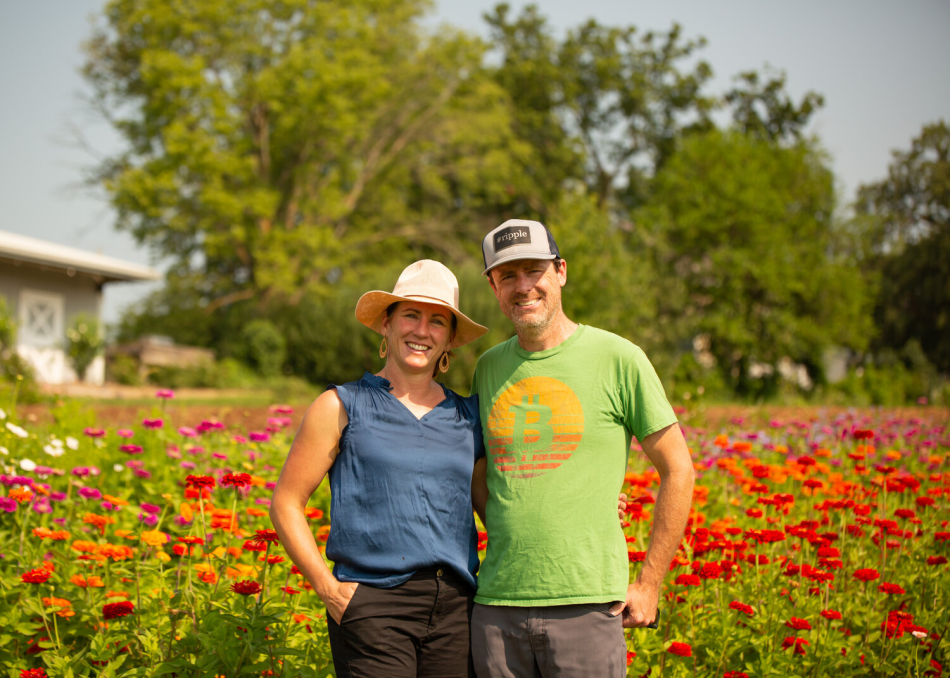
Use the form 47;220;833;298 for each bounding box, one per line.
483;252;558;275
355;291;488;349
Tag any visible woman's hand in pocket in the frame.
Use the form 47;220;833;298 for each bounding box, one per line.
326;581;360;624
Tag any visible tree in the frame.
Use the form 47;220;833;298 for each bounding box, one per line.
484;4;715;213
725;69;824;144
854;121;950;372
84;0;530;315
636;130;873;396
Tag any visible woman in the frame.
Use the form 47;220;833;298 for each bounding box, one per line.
270;259;489;678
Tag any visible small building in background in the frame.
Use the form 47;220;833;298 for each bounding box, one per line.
0;229;160;384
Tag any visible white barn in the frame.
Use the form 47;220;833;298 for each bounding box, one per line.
0;230;159;384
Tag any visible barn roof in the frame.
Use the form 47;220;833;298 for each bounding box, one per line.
0;229;160;283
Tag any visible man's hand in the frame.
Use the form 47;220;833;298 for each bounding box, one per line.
610;581;659;628
325;580;359;624
618;492;627;522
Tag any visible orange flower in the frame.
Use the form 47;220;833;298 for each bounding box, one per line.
99;544;134;561
83;513;115;535
102;494;130;506
106;590;130;599
141;530;168;547
305;507;324;520
199;571;218;584
249;475;267;487
114;529;138;540
87;575;105;588
71;540;99;553
9;487;33;503
246;507;267;517
210;509;238;532
714;435;729;448
69;574;104;588
33;527;70;541
292;613;309;623
42;596;75;618
179;502;194;522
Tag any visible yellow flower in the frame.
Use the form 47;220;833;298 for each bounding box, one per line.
140;530;168;547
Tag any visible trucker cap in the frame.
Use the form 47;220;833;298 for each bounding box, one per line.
481;219;560;275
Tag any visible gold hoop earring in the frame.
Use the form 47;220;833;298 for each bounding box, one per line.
379;336;388;359
438;352;450;374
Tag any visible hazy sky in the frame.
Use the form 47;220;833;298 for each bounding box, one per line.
1;0;948;323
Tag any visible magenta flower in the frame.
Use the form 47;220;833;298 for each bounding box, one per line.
0;497;17;512
117;429;134;439
143;418;164;430
120;444;144;455
178;427;198;438
84;428;105;438
140;502;161;514
78;487;102;500
249;432;271;443
156;390;175;399
269;404;294;414
232;435;248;444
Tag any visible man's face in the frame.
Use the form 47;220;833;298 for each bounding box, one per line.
488;259;567;333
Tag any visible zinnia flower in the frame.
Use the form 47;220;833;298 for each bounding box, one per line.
21;568;52;584
821;609;842;620
231;580;263;596
143;418;164;429
250;529;280;544
185;475;215;490
729;601;754;616
877;582;906;595
222;473;252;488
20;669;48;678
675;574;700;587
782;637;810;655
102;601;135;620
786;617;812;631
667;642;692;657
853;568;880;583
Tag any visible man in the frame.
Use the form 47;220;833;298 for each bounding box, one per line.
469;219;695;677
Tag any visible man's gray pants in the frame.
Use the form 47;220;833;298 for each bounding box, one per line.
471;602;627;678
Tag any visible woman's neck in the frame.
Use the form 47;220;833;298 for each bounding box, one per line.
377;364;439;401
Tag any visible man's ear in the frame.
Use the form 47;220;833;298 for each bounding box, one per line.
486;272;497;293
558;258;567;287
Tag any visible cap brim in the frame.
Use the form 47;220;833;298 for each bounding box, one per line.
482;252;557;275
355;291;488;348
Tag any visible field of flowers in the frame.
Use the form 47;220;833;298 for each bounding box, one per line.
1;393;947;677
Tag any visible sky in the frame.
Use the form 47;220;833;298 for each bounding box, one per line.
1;0;948;324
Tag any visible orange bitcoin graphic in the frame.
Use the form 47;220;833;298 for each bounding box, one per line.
486;377;584;478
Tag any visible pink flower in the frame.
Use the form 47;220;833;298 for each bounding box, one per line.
143;418;164;430
156;390;175;399
117;429;134;439
83;428;105;438
120;444;144;455
249;432;271;443
178;427;198;438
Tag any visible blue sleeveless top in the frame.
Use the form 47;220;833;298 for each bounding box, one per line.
326;372;484;590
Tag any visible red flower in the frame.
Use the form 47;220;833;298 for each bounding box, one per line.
177;536;205;545
698;562;722;580
222;473;252;488
729;601;754;616
231;580;263;596
853;429;874;440
21;568;51;584
878;582;906;595
782;637;810;655
786;617;812;631
243;540;267;552
675;574;700;587
928;556;947;566
821;609;842;620
102;601;135;620
20;670;48;678
853;568;880;583
626;651;636;666
185;475;215;490
628;550;646;562
250;529;280;544
667;642;692;657
281;586;300;595
936;532;950;542
724;673;749;678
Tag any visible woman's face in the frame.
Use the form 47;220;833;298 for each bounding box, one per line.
381;301;455;374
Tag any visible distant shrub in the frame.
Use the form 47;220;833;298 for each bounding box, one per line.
65;313;103;382
107;354;142;386
241;320;287;377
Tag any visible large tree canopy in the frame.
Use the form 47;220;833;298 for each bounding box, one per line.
636;130;873;396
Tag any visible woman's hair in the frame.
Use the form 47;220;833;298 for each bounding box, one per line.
384;302;457;377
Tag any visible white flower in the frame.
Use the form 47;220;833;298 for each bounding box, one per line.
44;444;64;458
0;408;6;419
19;458;36;472
113;463;124;472
5;422;27;438
0;446;8;456
65;437;79;451
49;437;64;448
912;630;927;640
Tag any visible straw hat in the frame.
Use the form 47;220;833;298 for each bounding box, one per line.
355;260;488;348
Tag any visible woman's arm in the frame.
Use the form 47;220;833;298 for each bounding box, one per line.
269;389;356;623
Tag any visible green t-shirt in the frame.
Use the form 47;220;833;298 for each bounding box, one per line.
470;325;677;606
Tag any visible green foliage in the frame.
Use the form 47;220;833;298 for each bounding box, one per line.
725;68;825;144
148;357;257;389
106;354;142;386
0;295;15;351
828;342;946;406
636;129;874;397
240;319;287;377
854;120;950;373
65;313;103;382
